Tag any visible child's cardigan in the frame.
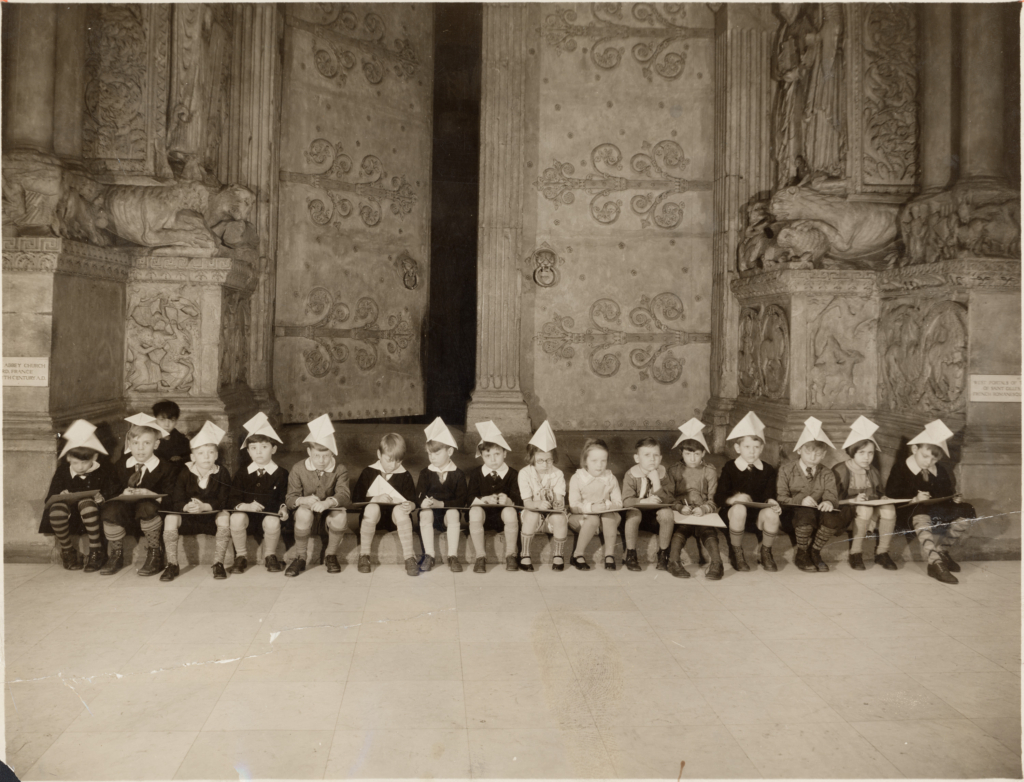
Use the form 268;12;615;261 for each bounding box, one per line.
568;469;622;514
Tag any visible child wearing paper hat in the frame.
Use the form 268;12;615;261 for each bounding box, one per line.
884;419;976;584
832;416;899;572
466;421;522;573
665;419;725;579
518;421;569;572
777;416;844;574
39;420;113;572
417;418;469;573
160;421;233;582
98;413;178;577
621;435;676;572
283;415;353;577
713;412;782;576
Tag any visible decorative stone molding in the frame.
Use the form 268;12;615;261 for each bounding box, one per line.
128;254;256;291
737;303;790;402
2;238;133;282
879;259;1022;293
731;269;878;300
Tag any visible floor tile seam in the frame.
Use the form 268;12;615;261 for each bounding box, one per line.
719;721;775;778
966;716;1024;755
903;669;1012;721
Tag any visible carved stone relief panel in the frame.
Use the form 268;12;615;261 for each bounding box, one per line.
219;289;250;389
124;284;201;395
878;297;968;414
806;295;877;409
737;303;790;402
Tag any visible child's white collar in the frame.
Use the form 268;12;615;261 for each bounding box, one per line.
575;468;606;485
428;461;458;474
247;461;279;475
627;464;665;478
126;454;160;471
187;462;220;478
481;463;509;479
69;461;101;478
734;457;763;471
369;461;407;475
905;456;937;477
305;457;336;473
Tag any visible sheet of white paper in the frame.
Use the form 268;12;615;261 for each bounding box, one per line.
366;475;407;503
673;510;727;528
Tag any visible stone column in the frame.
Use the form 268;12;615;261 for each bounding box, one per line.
53;5;88;162
465;3;531;435
959;3;1006;185
917;5;955;193
2;4;57;153
704;4;775;451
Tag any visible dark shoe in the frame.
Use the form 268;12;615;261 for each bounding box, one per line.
939;551;961;573
810;547;829;572
212;562;227;580
325;554;341;573
99;548;123;576
729;545;750;572
625;549;641;572
604;556;616;571
83;548;107;573
668;561;690;579
60;547;82;571
795;548;817;573
228;556;248;574
420;554;435;573
405;557;420;576
849;552;865;571
265;554;283;572
448;556;463;573
519;557;535;572
760;547;778;572
357;554;371;574
875;551;898;570
160;563;179;582
705;560;724;581
473;557;487;574
285;558;306;577
928;560;959;584
552;556;564;572
505;555;519;572
571;555;590;571
656;548;670;571
137;546;164;577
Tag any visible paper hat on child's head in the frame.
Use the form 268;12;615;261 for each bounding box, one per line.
125;412;169;438
303;414;338;455
908;419;955;456
726;412;765;443
841;415;880;450
673;418;709;451
794;416;835;451
60;419;109;458
474;420;511;455
529;420;558;453
190;421;226;450
240;412;282;448
424;417;458;450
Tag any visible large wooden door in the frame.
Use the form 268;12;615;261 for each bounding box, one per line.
274;4;433;423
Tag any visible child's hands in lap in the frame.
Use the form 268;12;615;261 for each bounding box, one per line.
400;501;415;513
915;491;930;502
728;493;752;506
801;496;818;507
691;506;704;517
498;493;510;506
767;499;782;513
818;501;834;512
311;500;333;513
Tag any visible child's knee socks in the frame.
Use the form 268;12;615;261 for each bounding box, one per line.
79;501;102;549
468;517;486;559
48;503;73;549
325;516;346;556
419;515;436;557
214;522;230;564
229;519;248;559
445;517;461;557
163;524;180;565
140;516;162;551
262;519;281;561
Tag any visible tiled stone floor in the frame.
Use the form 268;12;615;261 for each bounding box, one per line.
3;555;1020;779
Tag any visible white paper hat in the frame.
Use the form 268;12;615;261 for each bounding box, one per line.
424;416;458;450
60;419;109;458
529;420;558;453
125;412;169;438
190;421;226;450
475;420;511;454
303;413;338;455
240;412;282;448
673;418;709;451
726;411;766;442
794;416;835;451
908;419;955;456
841;415;880;450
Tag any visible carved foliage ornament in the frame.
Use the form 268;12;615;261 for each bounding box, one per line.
280;138;417;229
125;285;200;395
535;140;710;229
536;292;711;384
738;304;790;401
276;287;414;379
542;3;713;81
879;299;967;414
807;297;875;410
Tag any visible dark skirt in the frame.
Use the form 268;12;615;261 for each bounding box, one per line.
168;511;225;537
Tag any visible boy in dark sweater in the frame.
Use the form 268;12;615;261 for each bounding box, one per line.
100;413;177;576
40;420;113;571
353;433;419;576
153;399;191;477
467;421;521;573
714;412;781;575
884;419;976;584
416;417;469;573
227;413;289;573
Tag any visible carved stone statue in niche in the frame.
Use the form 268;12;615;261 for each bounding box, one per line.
771;4;814;190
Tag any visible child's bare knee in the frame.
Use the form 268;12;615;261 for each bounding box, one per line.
444;510;460;527
229;513;248;530
325;510;347;531
263;517;281;534
215;513;230;529
163;514;182;530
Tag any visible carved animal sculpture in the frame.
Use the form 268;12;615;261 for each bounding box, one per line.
960;201;1021;258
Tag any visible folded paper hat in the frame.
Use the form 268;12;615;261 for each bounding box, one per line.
303;413;338;455
529;420;558;452
475;420;511;454
673;417;709;451
424;416;458;449
841;415;880;450
190;421;226;450
125;412;170;438
908;419;955;456
60;419;109;458
794;416;835;451
726;411;765;442
240;412;282;448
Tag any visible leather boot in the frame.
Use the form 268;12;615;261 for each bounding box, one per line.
928;560;959;584
160;563;180;582
624;549;641;571
795;547;817;572
729;545;750;572
60;547;82;571
100;543;123;576
939;551;961;573
656;548;670;571
84;548;107;573
760;546;778;572
875;551;898;570
137;545;164;577
849;552;865;571
810;547;829;572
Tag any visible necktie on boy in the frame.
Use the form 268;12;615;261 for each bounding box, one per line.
129;463;144;488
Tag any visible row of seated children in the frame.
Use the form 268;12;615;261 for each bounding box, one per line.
41;407;977;585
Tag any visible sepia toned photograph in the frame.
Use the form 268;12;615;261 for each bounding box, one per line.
1;1;1020;778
